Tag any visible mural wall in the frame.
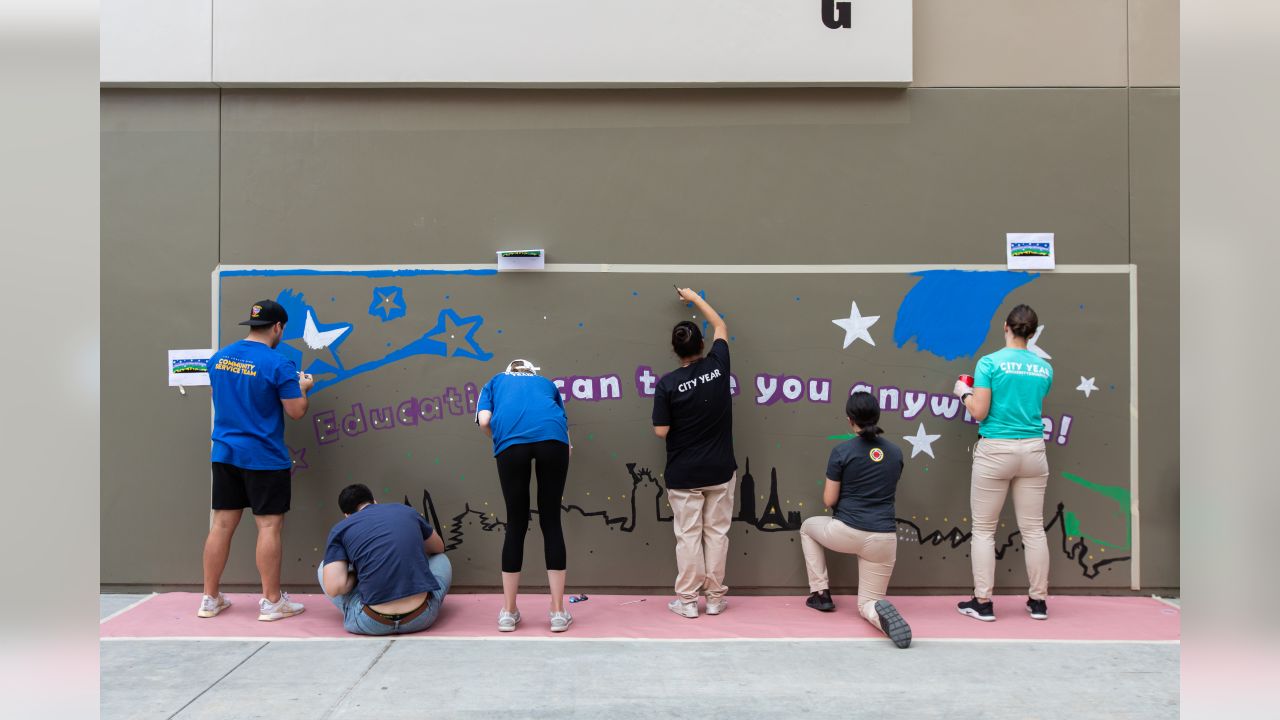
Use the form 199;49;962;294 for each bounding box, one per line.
218;266;1134;590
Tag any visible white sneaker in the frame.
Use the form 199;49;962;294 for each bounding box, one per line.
668;599;698;619
550;610;573;633
257;592;305;621
706;598;728;616
498;609;521;632
197;593;231;618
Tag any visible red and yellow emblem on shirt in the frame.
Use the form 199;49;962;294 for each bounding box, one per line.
869;448;885;463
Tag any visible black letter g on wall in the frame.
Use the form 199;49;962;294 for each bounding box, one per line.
821;0;851;30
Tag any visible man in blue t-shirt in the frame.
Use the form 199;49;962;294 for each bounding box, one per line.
199;299;315;622
319;484;453;635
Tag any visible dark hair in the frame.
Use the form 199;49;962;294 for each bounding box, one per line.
1006;304;1039;339
338;483;374;515
846;391;883;441
671;321;704;358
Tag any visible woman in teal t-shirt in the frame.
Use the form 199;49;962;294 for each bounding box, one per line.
953;304;1054;623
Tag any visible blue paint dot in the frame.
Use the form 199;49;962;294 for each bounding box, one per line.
386;341;393;347
795;296;801;302
1079;304;1086;310
496;329;503;334
578;322;585;328
330;296;336;302
444;295;450;300
1110;384;1116;391
632;291;639;296
730;336;736;342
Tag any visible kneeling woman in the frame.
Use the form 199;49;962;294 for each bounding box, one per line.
476;359;573;633
798;391;912;649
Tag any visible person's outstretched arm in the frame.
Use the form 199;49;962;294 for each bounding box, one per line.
677;287;728;344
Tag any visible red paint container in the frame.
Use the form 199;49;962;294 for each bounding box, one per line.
958;374;975;389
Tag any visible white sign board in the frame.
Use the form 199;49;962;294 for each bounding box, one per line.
1006;233;1056;271
208;0;912;86
167;349;214;387
497;249;547;272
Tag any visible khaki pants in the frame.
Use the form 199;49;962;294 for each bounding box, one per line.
969;438;1050;601
666;474;737;603
799;516;897;630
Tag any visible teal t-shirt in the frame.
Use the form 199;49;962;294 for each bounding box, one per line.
973;348;1053;439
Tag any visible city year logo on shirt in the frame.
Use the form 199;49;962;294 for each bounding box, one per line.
997;361;1051;379
869;448;885;463
676;368;722;394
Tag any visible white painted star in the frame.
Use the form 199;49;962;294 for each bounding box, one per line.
832;301;880;348
1076;376;1099;398
301;309;350;349
1027;324;1052;360
902;423;941;459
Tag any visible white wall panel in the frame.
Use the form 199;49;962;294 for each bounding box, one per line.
101;0;212;85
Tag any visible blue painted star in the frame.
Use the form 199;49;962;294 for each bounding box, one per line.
368;285;407;322
420;308;494;361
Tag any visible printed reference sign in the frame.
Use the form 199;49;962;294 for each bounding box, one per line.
168;348;214;387
1007;233;1056;271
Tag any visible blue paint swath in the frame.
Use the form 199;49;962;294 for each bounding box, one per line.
893;270;1037;360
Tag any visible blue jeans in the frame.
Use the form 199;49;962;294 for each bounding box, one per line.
317;553;453;636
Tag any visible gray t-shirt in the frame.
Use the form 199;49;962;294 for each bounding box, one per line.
825;436;903;533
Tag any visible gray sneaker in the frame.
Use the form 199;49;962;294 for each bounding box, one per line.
550;610;573;633
668;599;698;619
706;597;728;615
498;609;521;632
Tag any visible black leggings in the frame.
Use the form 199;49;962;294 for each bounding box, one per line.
495;440;570;573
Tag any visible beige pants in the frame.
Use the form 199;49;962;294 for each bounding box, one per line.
666;474;737;603
799;516;897;630
969;438;1050;601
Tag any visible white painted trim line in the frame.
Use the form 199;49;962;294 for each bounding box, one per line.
1151;595;1180;610
101;635;1179;645
1130;265;1141;590
214;263;1133;275
100;593;159;624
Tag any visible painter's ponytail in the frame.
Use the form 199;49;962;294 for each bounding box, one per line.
845;391;884;441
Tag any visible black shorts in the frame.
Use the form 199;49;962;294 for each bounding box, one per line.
211;462;291;515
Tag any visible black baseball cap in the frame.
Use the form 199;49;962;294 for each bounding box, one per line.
239;299;289;327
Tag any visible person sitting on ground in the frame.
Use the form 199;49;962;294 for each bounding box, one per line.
797;391;912;649
318;483;452;635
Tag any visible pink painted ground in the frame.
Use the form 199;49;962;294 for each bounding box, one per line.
102;593;1179;641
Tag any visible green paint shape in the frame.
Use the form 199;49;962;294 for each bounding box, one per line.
828;433;855;441
588;433;595;441
1061;472;1131;550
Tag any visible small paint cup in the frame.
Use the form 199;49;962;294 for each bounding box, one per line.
958;374;975;389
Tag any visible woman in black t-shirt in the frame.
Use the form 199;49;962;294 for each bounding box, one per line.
652;288;737;620
798;391;912;649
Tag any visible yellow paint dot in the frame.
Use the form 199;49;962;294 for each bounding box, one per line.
943;517;948;523
924;517;929;521
798;502;804;507
621;495;627;499
1100;548;1106;553
607;496;612;500
963;517;968;522
1088;555;1094;560
484;501;488;506
586;492;591;496
1001;523;1006;528
912;515;917;520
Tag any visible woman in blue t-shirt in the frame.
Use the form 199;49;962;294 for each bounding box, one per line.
953;304;1054;623
798;391;912;649
476;359;573;633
